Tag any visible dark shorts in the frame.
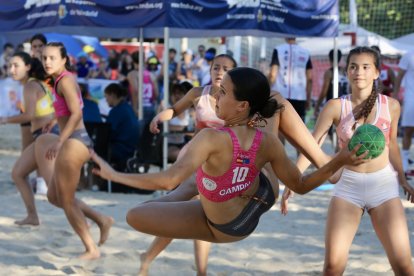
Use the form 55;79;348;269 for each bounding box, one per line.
31;124;60;140
287;99;306;122
69;128;94;149
208;172;275;237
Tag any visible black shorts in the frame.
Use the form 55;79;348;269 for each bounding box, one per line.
208;173;275;237
287;99;306;122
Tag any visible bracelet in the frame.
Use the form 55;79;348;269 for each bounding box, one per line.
171;107;177;117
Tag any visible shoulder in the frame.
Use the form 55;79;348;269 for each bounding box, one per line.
25;79;43;91
190;128;229;150
326;97;342;107
57;74;78;93
386;95;400;112
323;98;342;115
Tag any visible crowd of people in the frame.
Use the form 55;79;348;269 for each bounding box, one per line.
0;33;413;275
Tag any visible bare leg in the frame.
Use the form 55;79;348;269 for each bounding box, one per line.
126;200;219;241
53;140;100;259
11;143;39;225
194;240;211;276
35;135;114;248
138;237;173;276
323;197;362;276
20;125;34;151
138;176;202;275
370;199;414;275
402;127;414;150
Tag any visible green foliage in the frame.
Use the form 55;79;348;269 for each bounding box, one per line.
340;0;414;39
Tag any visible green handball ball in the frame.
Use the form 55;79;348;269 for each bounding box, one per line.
348;124;385;159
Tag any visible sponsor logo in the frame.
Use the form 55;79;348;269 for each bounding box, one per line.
24;0;60;10
227;0;260;9
58;4;67;19
202;178;217;191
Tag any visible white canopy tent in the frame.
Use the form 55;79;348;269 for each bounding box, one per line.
298;24;414;57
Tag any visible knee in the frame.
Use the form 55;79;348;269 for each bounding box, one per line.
46;190;61;207
11;166;25;183
126;208;143;231
126;209;136;228
323;261;345;276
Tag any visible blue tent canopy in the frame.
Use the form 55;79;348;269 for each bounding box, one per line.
0;0;339;38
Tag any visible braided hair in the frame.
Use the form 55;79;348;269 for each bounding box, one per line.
346;46;381;130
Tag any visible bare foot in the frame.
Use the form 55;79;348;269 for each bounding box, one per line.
98;216;114;246
138;252;149;276
15;216;40;226
78;248;100;260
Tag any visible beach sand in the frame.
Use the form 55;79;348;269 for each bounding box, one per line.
0;124;413;276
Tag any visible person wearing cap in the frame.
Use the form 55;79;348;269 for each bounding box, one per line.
197;48;217;86
76;51;95;78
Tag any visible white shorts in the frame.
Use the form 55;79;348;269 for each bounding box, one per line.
401;96;414;127
333;164;399;211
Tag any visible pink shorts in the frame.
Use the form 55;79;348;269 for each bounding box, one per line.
333;164;399;211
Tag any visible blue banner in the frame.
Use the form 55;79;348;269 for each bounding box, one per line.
0;0;338;37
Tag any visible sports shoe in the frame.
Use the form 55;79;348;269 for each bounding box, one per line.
36;177;48;195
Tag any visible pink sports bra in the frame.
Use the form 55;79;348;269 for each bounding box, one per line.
195;85;224;130
336;94;391;148
196;127;263;202
52;71;83;117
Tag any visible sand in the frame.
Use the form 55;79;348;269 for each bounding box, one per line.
0;124;413;276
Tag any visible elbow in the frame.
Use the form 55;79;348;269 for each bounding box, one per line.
293;187;307;195
161;173;181;191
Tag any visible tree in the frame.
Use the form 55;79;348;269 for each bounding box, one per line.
340;0;414;39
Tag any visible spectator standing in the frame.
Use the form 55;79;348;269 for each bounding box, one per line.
167;81;193;162
0;43;14;78
30;34;47;61
127;51;158;126
372;45;396;97
120;53;134;78
314;49;348;118
394;50;414;177
176;49;195;85
268;37;313;122
198;48;216;86
89;59;110;79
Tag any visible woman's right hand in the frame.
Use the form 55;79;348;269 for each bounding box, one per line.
149;116;161;134
337;143;369;166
